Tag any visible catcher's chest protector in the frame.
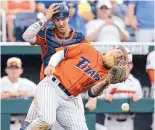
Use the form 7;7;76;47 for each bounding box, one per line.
41;27;85;67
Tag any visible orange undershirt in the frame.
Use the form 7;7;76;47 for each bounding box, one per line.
147;69;155;85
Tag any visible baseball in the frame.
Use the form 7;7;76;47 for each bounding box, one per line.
121;103;130;112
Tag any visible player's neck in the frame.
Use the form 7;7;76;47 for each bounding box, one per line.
8;76;19;83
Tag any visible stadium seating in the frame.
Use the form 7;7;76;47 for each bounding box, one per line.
14;13;38;41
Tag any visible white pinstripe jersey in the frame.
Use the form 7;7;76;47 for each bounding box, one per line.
146;51;155;70
104;74;143;119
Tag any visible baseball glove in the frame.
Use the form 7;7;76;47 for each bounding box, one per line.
106;60;130;84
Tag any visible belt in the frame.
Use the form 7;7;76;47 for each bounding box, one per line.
52;77;71;96
107;117;127;122
10;121;15;124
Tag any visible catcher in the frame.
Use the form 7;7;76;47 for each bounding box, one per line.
24;42;130;130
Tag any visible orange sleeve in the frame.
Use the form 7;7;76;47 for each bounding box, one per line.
30;35;45;46
30;27;46;46
147;69;155;85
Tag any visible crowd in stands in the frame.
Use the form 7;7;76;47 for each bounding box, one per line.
1;0;154;42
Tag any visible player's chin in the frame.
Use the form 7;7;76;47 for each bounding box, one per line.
59;28;65;32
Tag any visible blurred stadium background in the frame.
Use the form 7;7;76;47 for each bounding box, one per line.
0;0;154;130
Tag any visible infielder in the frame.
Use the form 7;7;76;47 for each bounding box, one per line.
103;48;143;130
21;39;130;130
21;3;87;130
85;47;143;130
146;50;155;130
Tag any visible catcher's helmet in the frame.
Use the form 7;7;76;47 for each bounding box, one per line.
52;3;69;20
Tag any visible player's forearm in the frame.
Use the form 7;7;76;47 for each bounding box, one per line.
127;4;135;23
86;32;98;41
113;22;130;42
48;50;65;67
0;93;12;99
89;80;109;97
22;17;47;43
119;29;130;42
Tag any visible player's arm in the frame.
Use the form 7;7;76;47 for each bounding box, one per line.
44;43;85;76
0;92;12;99
22;17;47;44
44;50;65;76
22;3;59;44
0;91;20;99
127;1;139;30
88;79;110;98
113;21;130;42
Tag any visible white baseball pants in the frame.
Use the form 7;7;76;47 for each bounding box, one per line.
104;116;134;130
25;76;88;130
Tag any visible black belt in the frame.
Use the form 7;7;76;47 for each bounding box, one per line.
107;117;127;122
10;121;15;124
52;77;71;96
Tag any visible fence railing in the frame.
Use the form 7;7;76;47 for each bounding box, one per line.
0;9;7;42
0;42;154;55
1;98;154;130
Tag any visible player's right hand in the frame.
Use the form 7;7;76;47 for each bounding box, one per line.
104;94;113;102
85;97;97;111
130;17;139;31
44;3;60;20
44;65;55;76
9;90;19;97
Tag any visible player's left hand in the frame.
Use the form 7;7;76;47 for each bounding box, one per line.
44;65;55;76
18;91;28;97
131;93;140;102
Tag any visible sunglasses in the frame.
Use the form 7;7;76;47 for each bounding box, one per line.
100;5;109;10
68;5;75;9
7;66;20;69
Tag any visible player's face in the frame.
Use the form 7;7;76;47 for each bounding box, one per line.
5;67;23;79
53;18;69;34
103;49;125;68
68;3;76;17
98;5;111;19
107;49;124;60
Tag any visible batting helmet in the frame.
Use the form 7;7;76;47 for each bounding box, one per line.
52;3;69;20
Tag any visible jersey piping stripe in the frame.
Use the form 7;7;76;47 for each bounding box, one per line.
110;90;136;94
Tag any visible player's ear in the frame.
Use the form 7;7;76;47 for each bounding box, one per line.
5;68;8;74
19;68;24;75
68;15;71;20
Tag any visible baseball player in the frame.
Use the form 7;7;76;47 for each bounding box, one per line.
86;48;143;130
146;50;155;130
103;49;143;130
87;49;142;130
22;40;130;130
22;3;87;80
146;50;155;98
0;57;36;130
21;3;87;130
